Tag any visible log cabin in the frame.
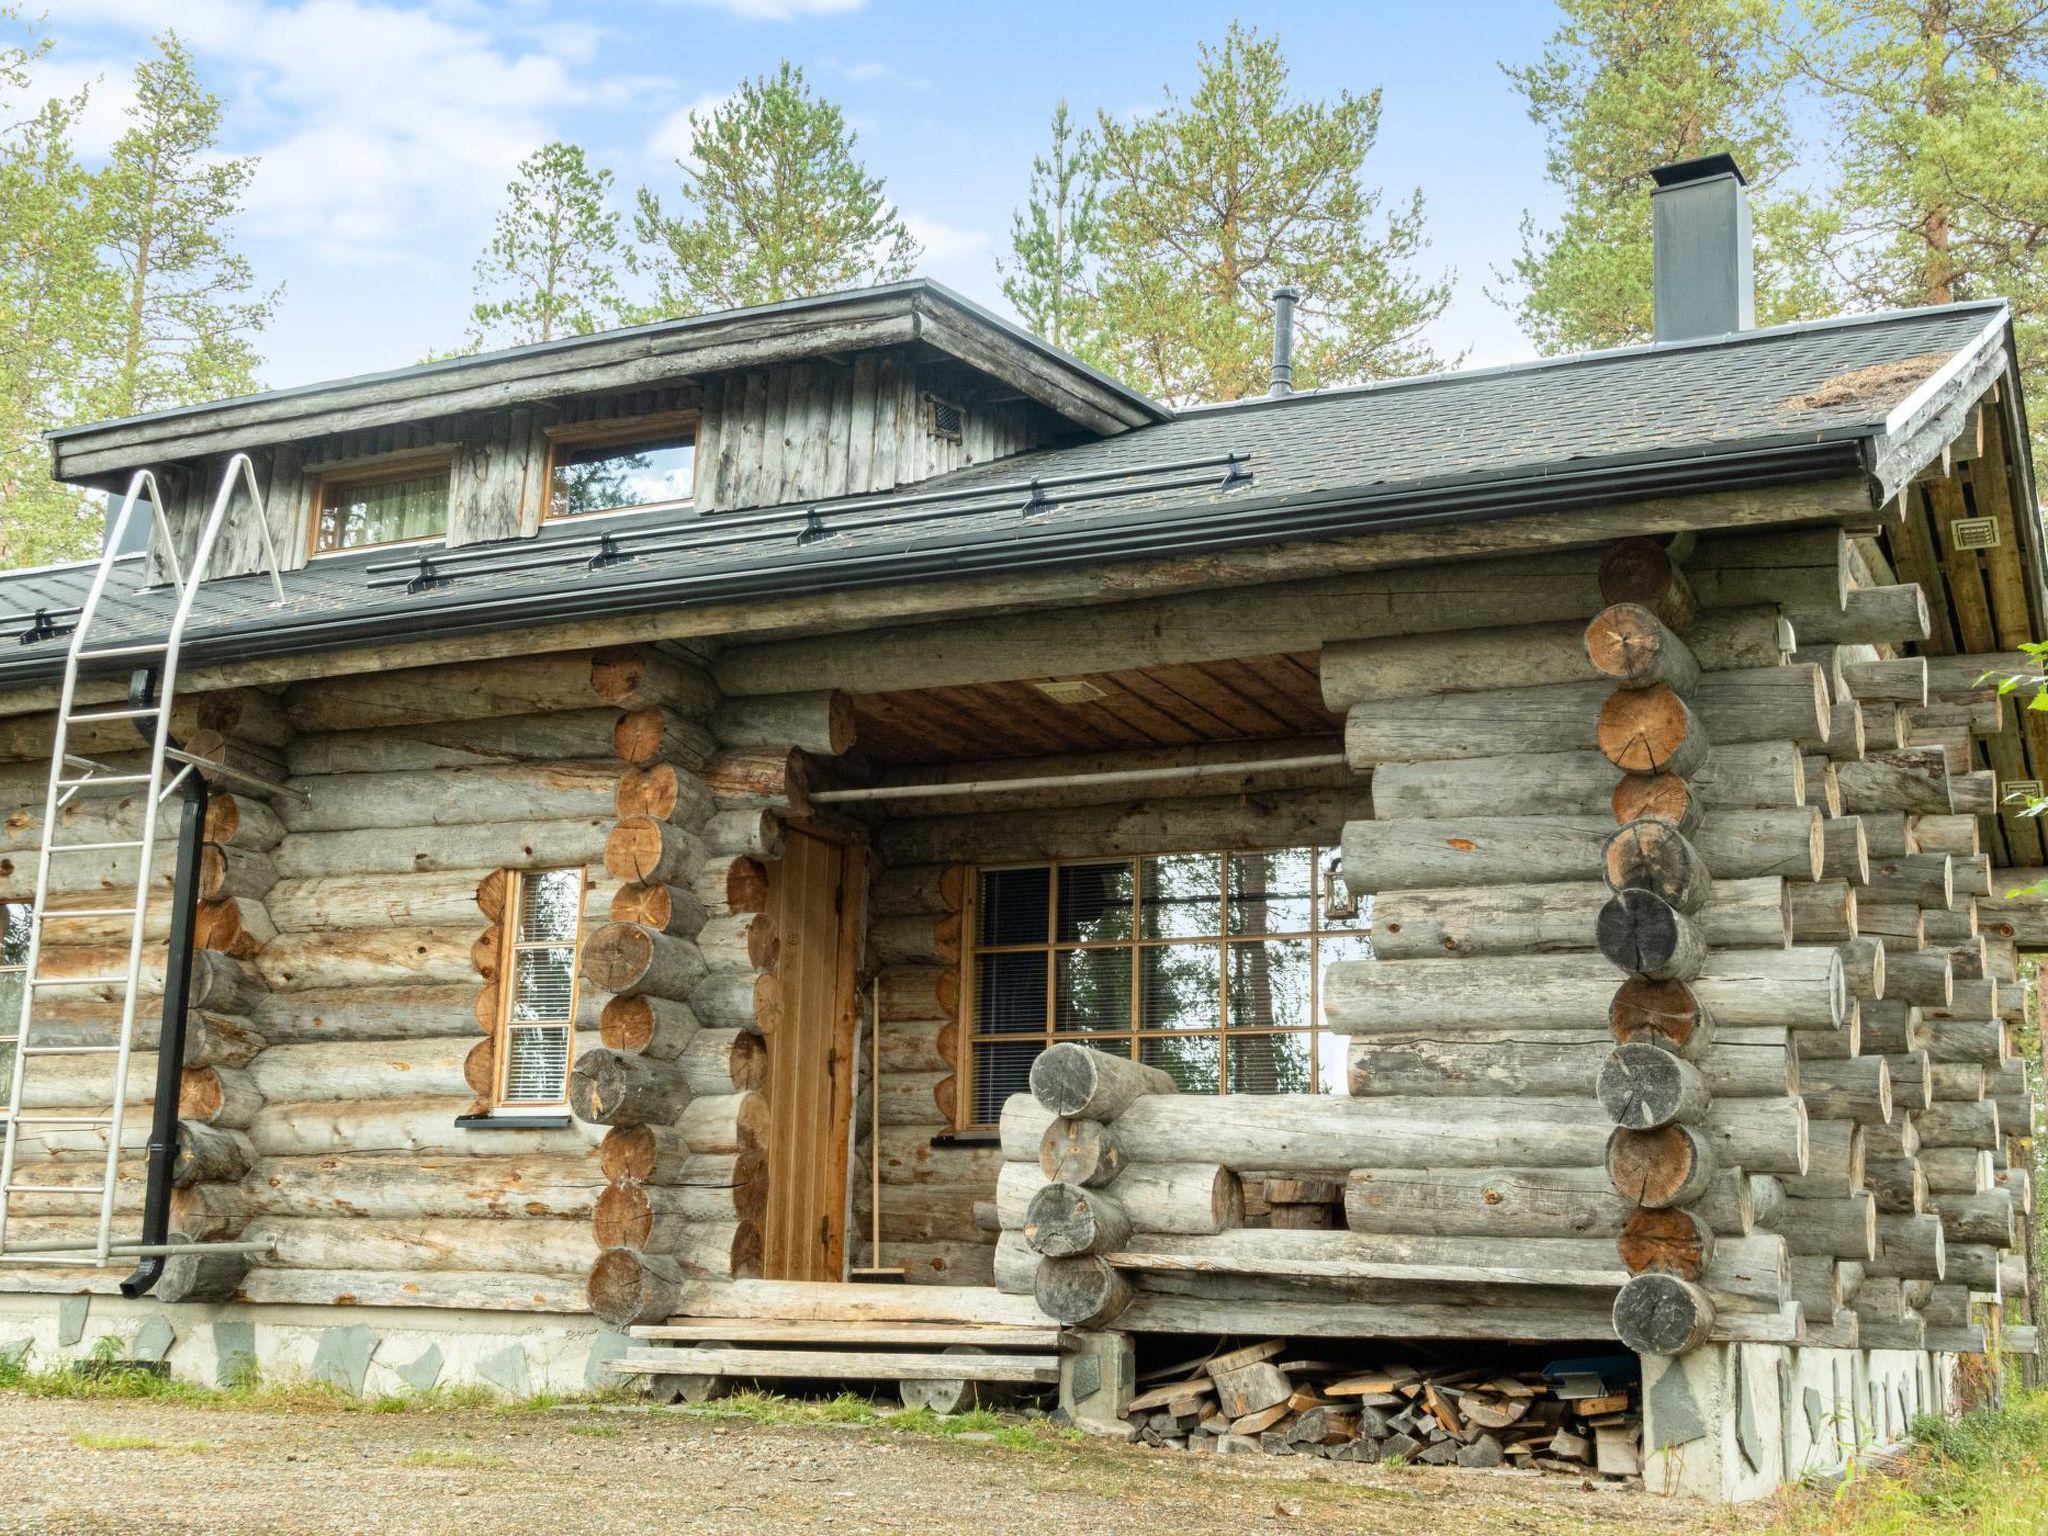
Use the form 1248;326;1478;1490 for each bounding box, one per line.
0;154;2041;1498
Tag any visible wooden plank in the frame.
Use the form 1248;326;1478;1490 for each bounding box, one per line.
666;1279;1055;1326
630;1321;1059;1348
1963;413;2036;651
1104;1252;1626;1290
1888;494;1957;658
613;1347;1059;1382
1928;478;1999;655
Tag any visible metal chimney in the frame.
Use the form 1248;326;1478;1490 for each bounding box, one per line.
1269;286;1300;397
1649;153;1754;343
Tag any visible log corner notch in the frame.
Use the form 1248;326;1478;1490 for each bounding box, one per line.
1589;556;1720;1358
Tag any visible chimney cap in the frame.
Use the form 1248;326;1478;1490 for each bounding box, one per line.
1650;152;1747;189
1271;284;1303;301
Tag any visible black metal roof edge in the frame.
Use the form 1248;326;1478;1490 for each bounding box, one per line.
0;433;1873;692
1177;298;2011;422
44;279;1169;447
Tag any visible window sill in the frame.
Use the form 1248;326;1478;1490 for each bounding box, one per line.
929;1129;999;1148
454;1113;571;1130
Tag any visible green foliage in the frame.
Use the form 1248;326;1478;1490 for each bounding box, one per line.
999;100;1102;355
95;31;275;420
1501;0;1828;353
1085;23;1453;403
1791;1;2048;467
0;19;274;571
464;141;629;350
633;62;919;316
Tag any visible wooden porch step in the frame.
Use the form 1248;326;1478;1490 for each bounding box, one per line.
631;1320;1062;1349
614;1346;1060;1383
666;1278;1058;1328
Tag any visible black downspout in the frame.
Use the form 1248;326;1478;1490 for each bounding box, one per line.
119;668;207;1299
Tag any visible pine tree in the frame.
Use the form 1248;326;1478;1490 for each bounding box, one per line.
1087;23;1452;404
94;31;275;419
0;10;118;568
464;141;629;351
1501;0;1825;354
633;63;919;315
999;100;1102;355
1793;1;2048;458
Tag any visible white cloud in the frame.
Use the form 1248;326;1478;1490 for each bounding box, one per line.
841;60;929;89
50;0;658;264
904;214;990;264
670;0;864;18
21;54;134;158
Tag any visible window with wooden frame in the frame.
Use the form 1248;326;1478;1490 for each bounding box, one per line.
308;455;453;555
959;846;1369;1129
544;412;698;523
490;868;588;1111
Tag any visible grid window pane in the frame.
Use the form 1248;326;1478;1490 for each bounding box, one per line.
1140;853;1221;939
315;468;448;551
516;869;584;943
1057;861;1133;943
1;903;28;966
972;1038;1042;1124
1055;948;1131;1033
1227;939;1313;1031
1228;848;1316;935
1142;1033;1220;1094
502;1025;571;1104
509;945;577;1023
1139;943;1220;1031
978;867;1051;947
1227;1032;1313;1094
551;431;695;518
965;845;1365;1127
976;951;1048;1034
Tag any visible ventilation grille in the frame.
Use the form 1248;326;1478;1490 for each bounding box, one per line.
1034;678;1107;705
925;394;965;443
502;1025;571;1103
1951;516;2000;551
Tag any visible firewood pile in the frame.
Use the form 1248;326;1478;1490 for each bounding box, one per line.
1118;1341;1643;1475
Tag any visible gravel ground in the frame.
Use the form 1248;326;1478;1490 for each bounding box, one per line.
0;1392;1779;1536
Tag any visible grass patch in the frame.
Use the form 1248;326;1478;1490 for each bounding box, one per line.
671;1389;1081;1453
400;1448;513;1471
71;1432;218;1454
1769;1389;2048;1536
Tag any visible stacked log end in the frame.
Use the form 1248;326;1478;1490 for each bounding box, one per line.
579;646;777;1324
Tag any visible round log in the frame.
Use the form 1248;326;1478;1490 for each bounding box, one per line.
710;692;853;756
581;922;708;1001
1783;1192;1879;1261
1371;876;1786;961
1599;539;1696;631
1023;1182;1133;1258
1837;936;1885;1002
598;994;703;1061
1605;818;1713;913
588;1247;684;1326
703;808;787;861
1598;1044;1710;1130
1609;978;1713;1056
1613;773;1704;834
590;647;717;714
1612;1272;1714;1355
1344;1165;1754;1240
1596;889;1708;980
1033;1254;1131;1328
1865;1155;1927;1215
610;882;707;940
1618;1207;1715;1280
605;816;708;888
1029;1042;1176;1120
568;1049;687;1128
1040;1118;1125;1187
612;707;718;770
1597;684;1707;776
1606;1123;1717;1208
1347;1028;1790;1100
1585;603;1701;693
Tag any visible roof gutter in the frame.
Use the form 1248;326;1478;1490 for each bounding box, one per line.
0;433;1873;693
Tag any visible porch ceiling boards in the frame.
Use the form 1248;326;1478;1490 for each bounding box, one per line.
845;650;1335;764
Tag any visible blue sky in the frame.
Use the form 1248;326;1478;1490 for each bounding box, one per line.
39;0;1569;391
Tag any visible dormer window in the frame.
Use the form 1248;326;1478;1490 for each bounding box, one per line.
310;456;452;555
546;413;698;522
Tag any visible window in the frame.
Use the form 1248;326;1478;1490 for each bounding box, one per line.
310;457;451;554
0;903;24;1090
492;868;588;1111
961;847;1369;1128
546;415;698;522
923;393;964;443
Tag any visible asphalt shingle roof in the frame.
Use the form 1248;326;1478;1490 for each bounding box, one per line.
0;299;2010;692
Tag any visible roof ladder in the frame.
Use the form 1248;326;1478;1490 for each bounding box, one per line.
0;456;287;1285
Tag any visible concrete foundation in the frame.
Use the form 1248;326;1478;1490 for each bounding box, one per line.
0;1293;628;1398
1641;1342;1954;1501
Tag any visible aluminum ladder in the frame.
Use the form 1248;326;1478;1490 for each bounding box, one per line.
0;454;291;1283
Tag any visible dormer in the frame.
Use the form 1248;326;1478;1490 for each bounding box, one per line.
46;281;1166;582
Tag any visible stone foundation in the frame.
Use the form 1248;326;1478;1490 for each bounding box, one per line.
1641;1342;1952;1500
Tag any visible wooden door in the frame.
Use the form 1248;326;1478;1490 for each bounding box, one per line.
761;829;864;1281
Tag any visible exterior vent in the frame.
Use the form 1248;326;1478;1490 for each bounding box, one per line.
2003;778;2042;803
924;393;965;443
1033;678;1107;705
1950;516;2000;551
